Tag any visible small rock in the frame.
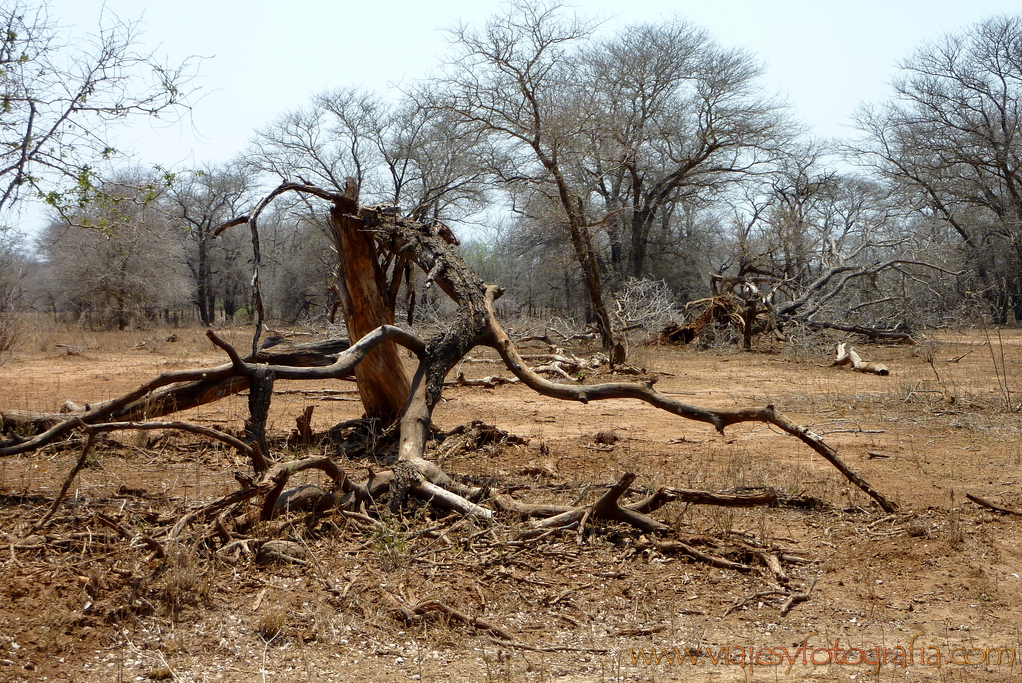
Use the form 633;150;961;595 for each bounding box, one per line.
256;540;309;565
274;484;335;515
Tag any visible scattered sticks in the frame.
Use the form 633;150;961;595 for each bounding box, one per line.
384;592;517;641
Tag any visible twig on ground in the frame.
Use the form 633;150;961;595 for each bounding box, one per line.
966;493;1022;515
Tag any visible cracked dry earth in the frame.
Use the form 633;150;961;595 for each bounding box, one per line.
2;324;1022;682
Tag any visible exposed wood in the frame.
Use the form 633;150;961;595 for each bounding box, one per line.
813;321;916;344
328;185;412;426
666;488;778;507
412;480;493;520
33;428;95;531
648;539;753;572
832;342;890;375
530;473;669;534
384;593;518;642
0;326;422;460
966;493;1022;515
0;335;353;437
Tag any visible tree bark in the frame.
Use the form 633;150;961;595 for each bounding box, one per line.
328;182;412;426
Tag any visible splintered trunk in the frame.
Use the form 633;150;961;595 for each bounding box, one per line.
329;189;412;426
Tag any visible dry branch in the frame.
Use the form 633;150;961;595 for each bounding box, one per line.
966;493;1022;515
645;540;753;572
384;593;517;641
412;480;493;520
90;420;263;469
666;488;778;507
530;473;669;534
452;373;518;388
33;428;95;530
0;325;423;462
832;342;890;376
0;335;354;440
483;289;897;512
779;577;818;616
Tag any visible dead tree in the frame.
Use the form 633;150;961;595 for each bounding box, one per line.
215;183;897;514
1;182;899;540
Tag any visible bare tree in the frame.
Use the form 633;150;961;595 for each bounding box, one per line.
433;1;622;356
0;230;28;359
249;87;488;218
853;14;1022;322
38;171;189;329
259;209;335;323
576;19;792;284
434;3;791;357
0;1;194;223
166;164;258;326
246;88;492;422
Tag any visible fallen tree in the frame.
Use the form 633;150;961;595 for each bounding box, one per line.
1;182;903;635
3;182;898;515
0;335;353;440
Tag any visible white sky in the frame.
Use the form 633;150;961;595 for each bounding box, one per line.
31;0;1022;221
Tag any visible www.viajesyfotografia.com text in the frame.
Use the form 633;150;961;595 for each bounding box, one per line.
627;633;1015;675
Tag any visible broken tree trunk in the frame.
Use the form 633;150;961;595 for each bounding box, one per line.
5;183;899;537
328;181;412;427
0;325;423;463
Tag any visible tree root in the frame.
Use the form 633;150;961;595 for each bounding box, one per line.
529;473;668;533
723;578;817;618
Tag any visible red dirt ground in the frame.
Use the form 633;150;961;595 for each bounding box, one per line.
2;323;1022;682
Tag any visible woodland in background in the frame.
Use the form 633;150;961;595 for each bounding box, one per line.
1;5;1021;348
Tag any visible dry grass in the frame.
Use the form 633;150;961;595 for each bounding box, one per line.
2;322;1022;681
256;600;288;642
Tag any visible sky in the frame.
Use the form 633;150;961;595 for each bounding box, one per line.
28;0;1022;228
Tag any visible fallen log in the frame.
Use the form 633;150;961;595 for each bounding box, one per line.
814;321;916;344
0;328;411;461
966;493;1022;515
0;335;353;438
831;342;889;376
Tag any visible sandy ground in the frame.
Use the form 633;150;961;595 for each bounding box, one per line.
2;323;1022;682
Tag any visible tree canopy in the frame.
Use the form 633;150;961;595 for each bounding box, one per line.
0;1;194;224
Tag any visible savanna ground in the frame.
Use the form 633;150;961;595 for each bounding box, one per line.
2;319;1022;682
